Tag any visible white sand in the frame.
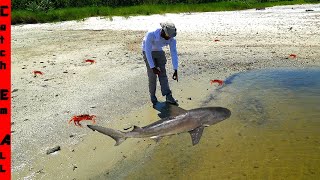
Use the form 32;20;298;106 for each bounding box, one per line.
12;4;320;179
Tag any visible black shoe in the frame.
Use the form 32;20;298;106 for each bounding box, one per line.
166;94;178;105
151;96;158;106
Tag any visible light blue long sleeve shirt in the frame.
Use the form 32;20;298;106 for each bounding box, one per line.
142;28;179;70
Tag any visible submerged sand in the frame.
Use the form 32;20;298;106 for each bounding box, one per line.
11;4;320;179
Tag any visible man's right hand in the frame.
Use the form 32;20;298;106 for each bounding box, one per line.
152;67;161;75
172;70;178;82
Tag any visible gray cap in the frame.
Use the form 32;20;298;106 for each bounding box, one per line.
160;22;177;37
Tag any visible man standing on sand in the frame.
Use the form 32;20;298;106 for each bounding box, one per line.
142;22;179;106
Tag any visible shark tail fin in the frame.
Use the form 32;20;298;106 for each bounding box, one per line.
87;125;127;146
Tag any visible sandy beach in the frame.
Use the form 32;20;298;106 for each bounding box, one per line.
12;4;320;179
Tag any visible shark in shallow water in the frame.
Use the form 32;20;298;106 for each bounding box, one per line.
88;104;231;146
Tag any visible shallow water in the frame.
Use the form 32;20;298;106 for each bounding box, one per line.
99;68;320;180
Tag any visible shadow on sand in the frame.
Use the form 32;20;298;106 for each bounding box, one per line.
153;102;185;119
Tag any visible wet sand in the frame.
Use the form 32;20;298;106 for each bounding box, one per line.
12;4;320;179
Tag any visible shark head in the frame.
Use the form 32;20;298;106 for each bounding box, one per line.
201;107;231;126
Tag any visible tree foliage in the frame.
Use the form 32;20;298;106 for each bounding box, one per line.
13;0;309;11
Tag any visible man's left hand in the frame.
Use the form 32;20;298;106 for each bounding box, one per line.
172;70;178;82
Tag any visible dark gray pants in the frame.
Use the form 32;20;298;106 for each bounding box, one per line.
143;51;171;101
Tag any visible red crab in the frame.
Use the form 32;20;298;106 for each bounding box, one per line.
210;79;224;86
33;71;44;76
289;54;297;58
84;59;96;64
69;114;96;127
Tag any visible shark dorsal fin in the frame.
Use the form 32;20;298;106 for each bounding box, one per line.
132;125;143;132
156;103;188;119
167;104;188;116
189;126;204;146
161;116;176;121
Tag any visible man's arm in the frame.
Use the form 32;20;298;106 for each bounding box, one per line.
169;39;178;81
169;38;178;70
145;32;155;69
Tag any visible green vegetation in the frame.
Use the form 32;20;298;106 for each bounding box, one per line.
12;0;319;24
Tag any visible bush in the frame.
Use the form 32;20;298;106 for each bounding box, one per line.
25;0;54;12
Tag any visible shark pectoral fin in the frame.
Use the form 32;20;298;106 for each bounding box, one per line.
189;127;205;146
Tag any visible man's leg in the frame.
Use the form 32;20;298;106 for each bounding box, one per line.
153;51;178;105
153;51;171;96
143;52;158;105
